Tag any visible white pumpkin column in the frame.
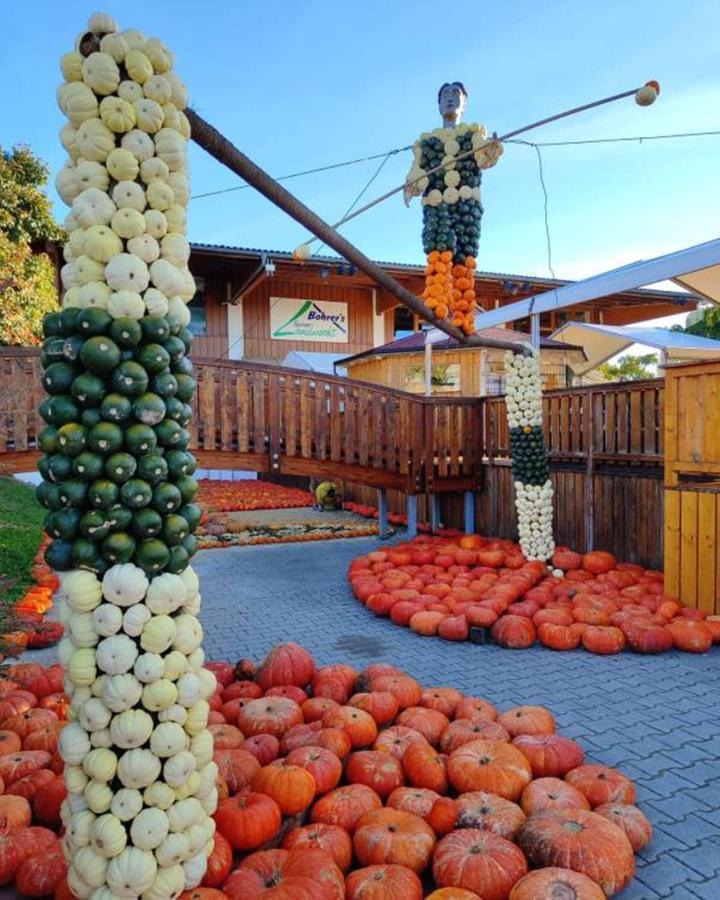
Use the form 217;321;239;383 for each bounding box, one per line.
47;12;217;898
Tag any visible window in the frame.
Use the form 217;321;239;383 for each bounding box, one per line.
557;309;590;325
187;277;207;336
393;305;415;338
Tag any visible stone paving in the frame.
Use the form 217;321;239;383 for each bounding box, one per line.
28;536;720;897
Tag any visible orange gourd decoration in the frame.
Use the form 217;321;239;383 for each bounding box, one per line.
374;725;426;760
447;739;532;800
520;776;590;815
345;750;404;798
497;705;556;738
594;803;653;851
433;828;528;900
402;741;449;794
419;687;464;717
453;791;527;839
236;697;304;738
251;760;316;815
396;706;450;747
509;867;605;899
214;791;282;851
0;795;32;830
353;807;436;873
349;692;400;726
386;786;441;819
345;864;424;899
310;784;383;833
322;706;378;748
565;764;636;807
511;733;584;777
282;823;353;873
223;847;344;900
454;697;498;721
285;745;342;795
255;642;316;690
440;718;510;753
213;748;260;795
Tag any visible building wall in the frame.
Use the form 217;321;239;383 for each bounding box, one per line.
190;274;229;359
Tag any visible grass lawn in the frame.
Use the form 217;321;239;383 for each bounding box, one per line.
0;477;45;605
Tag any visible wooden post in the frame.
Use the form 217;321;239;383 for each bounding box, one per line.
407;494;418;538
464;490;475;534
431;494;442;532
377;489;389;539
583;390;594;551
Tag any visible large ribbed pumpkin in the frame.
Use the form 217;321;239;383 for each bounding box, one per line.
509;867;605;899
447;739;532;800
517;808;635;896
432;828;528;900
564;764;636;807
454;791;526;839
256;643;316;690
353;808;436;873
222;847;344;900
511;734;584;777
345;864;423;899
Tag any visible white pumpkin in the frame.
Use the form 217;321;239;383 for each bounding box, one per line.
59;721;92;765
90;727;113;749
67;791;91;815
164;203;187;234
60;122;79;157
99;32;128;64
68;809;97;848
111;179;147;212
167;171;190;205
73;187;116;227
110;788;144;822
144;286;169;316
145;180;174;211
143;74;172;104
64;211;80;231
73;846;108;888
88;12;119;34
196;667;217;701
82;51;120;95
200;787;219;815
149;258;184;296
91;674;109;698
75;159;110;193
61;261;79;290
92;603;123;637
190;730;213;767
186;821;209;853
66;864;94;898
69;612;100;648
184;700;209;736
154;128;187;171
154;831;190;867
150;721;188;758
142;863;185;900
167;797;202;833
182;852;207;890
157;703;187;725
162;649;189;680
66;764;89;794
145;37;172;73
125;48;153;83
160;102;183;133
175;672;201;707
143;208;168;239
133;651;165;683
85;780;114;814
187;647;206;671
120;127;154;160
179;565;200;598
68;648;98;687
106;147;140;182
144;572;185;615
173;614;203;654
122;28;147;50
130;807;170;851
117;748;162;789
133;98;164;133
83;747;118;783
194;762;219;799
160;233;190;267
99;96;136;134
181;592;201;616
164;752;197;789
74;120;116;163
83;225;123;263
108;290;145;319
167;71;189;110
75;255;107;285
58;81;99;124
144;780;176;812
102;563;148;606
90;813;127;859
79;696;113;732
61;50;84;82
78;281;112;310
127;233;159;263
106;846;157;897
56;162;81;205
142;678;178;712
122;601;152;636
139;156;169;185
110;708;154;748
95;634;139;675
140;614;176;653
110;207;146;240
102;673;143;712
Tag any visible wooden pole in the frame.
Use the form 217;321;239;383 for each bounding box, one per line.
186;109;521;352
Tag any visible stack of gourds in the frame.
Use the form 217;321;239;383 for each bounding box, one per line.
39;11;218;896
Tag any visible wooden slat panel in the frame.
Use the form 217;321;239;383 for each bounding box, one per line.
697;492;716;614
680;490;699;608
236;370;249;452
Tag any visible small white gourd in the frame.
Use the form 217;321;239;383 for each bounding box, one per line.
122;601;152;636
158;703;188;725
66;765;89;794
142;864;185;900
144;780;176;811
68;648;97;687
88;12;119;33
154;831;190;867
143;74;172;104
164;751;197;789
106;846;157;897
68;809;96;848
165;203;187;234
83;748;118;783
145;37;172;73
79;697;112;732
110;207;146;239
69;612;100;648
146;180;174;211
143;209;167;238
134;652;165;683
102;673;143;712
182;852;207;890
110;787;143;822
73;845;108;888
95;633;139;675
72;186;116;227
140;614;176;653
66;864;94;898
100;32;128;64
150;721;188;758
153;128;186;171
108;290;145;319
162;650;188;680
130;807;170;850
143;286;168;316
74;119;116;163
102;563;148;606
149;258;184;295
99;96;136;134
112;179;147;212
117;748;162;789
110;708;154;749
121;127;154;160
190;730;213;767
167;797;203;833
125;48;153;83
105;147;140;182
84;779;113;814
184;700;209;736
82;51;120;95
127;233;159;263
61;50;84;81
175;671;200;707
90;727;113;749
56;162;81;204
91;813;127;859
173;614;203;654
83;225;123;263
145;572;186;614
133;98;164;133
141;678;177;712
105;253;150;292
78;281;112;310
92;603;123;637
58;81;99;124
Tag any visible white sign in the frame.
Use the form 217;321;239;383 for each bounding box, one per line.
270;298;348;343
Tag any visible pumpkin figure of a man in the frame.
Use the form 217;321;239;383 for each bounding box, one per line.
404;82;503;335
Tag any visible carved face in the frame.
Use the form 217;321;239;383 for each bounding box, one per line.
438;83;467;123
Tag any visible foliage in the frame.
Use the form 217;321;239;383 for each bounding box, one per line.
682;306;720;340
0;146;63;346
598;353;658;382
0;477;46;605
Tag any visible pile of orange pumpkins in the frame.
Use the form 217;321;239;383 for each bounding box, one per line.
0;644;652;897
0;539;63;660
349;535;720;655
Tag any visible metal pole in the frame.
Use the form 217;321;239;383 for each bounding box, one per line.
531;314;541;350
377;488;389;539
406;494;418;539
424;342;432;396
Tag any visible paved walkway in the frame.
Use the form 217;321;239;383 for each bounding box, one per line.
29;537;720;898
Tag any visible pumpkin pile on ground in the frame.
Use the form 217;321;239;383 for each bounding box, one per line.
348;536;720;655
0;646;653;896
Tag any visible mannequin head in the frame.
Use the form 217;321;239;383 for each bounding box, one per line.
438;81;468;127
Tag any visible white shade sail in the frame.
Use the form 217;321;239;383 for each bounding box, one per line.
474;238;720;331
549;322;720;374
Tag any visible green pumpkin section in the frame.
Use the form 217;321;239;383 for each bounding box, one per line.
38;304;199;574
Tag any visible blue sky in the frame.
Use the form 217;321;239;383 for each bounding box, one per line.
2;0;719;296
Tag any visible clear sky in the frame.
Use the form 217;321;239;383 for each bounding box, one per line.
2;0;719;296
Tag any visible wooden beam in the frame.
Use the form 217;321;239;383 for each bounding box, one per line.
186;109;522;353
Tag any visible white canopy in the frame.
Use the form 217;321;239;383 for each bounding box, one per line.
549;322;720;374
474;238;720;331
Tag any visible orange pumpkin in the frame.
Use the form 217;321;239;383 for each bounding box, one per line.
15;845;67;897
419;687;464;717
255;642;316;690
447;739;531;800
0;751;50;786
582;625;626;655
302;697;340;722
511;734;584;777
373;725;426;760
223;847;344;900
453;791;526;839
240;734;280;766
345;750;404;798
214;791;282;851
538;622;583;651
520;776;591;815
282;823;353;872
348;692;399;727
565;764;636;807
251;760;316;815
285;745;342;795
497;706;555;738
440;719;510;753
310;784;383;833
666;620;713;653
345;864;423;899
202;830;233;887
5;768;54;802
491;615;536;649
426;890;481;900
386;786;441;819
402;741;449;794
367;674;421;709
594;803;653;851
213;748;260;794
208;724;245;749
280;722;322;754
454;697;498;722
433;828;528;900
0;730;21;757
396;706;450;747
31;774;66;829
509;867;605;899
236;697;304;738
582;551;616;575
353;807;436;873
315;727;352;759
517;808;635;896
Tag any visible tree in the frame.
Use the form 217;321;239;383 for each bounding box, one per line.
0;145;63;345
598;353;658;382
681;305;720;340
